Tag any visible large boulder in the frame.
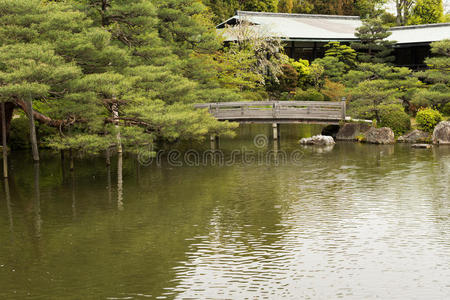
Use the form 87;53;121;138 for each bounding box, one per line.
398;129;430;143
364;127;395;144
336;123;371;141
432;121;450;144
300;135;335;146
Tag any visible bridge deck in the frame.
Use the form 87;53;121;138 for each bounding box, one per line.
195;101;346;124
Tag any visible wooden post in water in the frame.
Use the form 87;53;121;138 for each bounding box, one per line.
105;147;111;166
26;99;39;162
341;97;347;120
272;123;278;140
210;134;219;150
1;102;8;178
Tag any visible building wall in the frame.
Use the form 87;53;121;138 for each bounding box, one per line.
283;41;431;69
393;45;430;69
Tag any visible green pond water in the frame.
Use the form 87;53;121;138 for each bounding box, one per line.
0;124;449;299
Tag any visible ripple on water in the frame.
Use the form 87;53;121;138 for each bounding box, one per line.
168;146;450;299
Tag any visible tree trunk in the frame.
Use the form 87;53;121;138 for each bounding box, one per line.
1;102;8;178
112;101;122;154
25;100;39;162
0;102;15;142
396;0;402;25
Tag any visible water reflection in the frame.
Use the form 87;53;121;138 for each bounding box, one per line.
117;152;123;211
3;178;13;233
0;125;449;299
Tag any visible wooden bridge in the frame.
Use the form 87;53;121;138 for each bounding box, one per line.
194;100;346;124
195;100;347;140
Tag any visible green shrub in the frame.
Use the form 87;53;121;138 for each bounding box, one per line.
9;116;30;149
378;104;411;136
416;107;443;132
443;102;450;116
294;88;324;101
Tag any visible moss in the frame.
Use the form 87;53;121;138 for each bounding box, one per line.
356;133;365;142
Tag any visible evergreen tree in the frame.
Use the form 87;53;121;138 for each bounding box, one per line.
0;0;107;159
413;39;450;112
345;63;421;120
324;42;357;68
312;56;347;82
1;0;239;159
351;18;396;64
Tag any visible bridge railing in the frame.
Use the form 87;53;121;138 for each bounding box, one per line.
195;101;346;122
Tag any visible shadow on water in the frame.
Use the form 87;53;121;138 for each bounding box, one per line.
0;124;448;299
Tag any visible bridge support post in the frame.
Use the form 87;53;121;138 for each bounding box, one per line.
272;123;279;140
342;97;347;120
210;134;219;150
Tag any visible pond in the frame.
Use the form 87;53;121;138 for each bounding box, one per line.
0;124;449;299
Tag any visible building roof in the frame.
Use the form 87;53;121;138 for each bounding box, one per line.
218;11;450;44
218;11;362;42
388;23;450;45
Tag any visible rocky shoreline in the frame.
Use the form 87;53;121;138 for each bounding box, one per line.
336;121;450;145
301;121;450;146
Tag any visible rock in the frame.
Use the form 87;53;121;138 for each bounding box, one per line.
398;129;430;143
299;135;335;146
336;123;372;141
364;127;395;144
412;144;432;149
432;121;450;145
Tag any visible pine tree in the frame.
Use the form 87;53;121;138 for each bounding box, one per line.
345;63;421;121
1;0;239;160
153;0;241;103
0;0;102;159
413;39;450;113
324;42;357;68
351;18;396;64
